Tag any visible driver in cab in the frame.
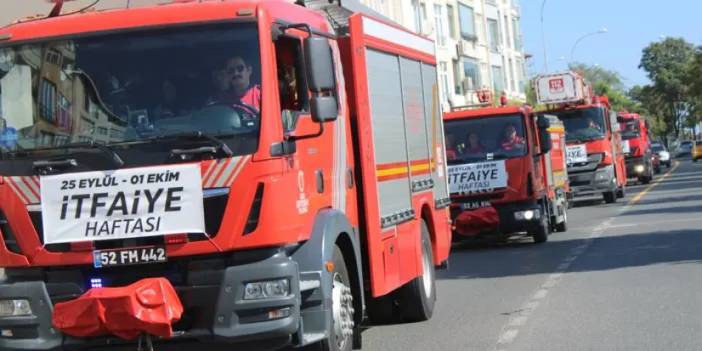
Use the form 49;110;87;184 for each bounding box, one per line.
209;55;262;112
500;124;526;152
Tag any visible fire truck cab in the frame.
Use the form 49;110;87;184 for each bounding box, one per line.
618;112;654;184
444;105;569;243
535;71;627;204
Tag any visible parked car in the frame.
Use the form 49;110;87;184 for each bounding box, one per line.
675;141;693;157
651;143;671;168
693;140;702;162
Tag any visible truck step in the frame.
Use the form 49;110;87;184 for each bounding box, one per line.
302;332;326;344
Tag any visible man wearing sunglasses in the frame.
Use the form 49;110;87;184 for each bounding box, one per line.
210;55;261;112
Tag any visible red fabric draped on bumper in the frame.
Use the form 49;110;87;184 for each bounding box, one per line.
454;207;500;237
52;278;183;340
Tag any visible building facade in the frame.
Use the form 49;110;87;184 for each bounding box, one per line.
362;0;528;111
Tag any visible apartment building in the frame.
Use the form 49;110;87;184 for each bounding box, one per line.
363;0;528;110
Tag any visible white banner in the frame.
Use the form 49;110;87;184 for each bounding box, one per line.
40;164;205;244
566;144;588;164
448;161;507;194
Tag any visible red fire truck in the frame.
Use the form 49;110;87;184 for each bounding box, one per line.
535;71;627;204
618;112;654;184
0;1;452;350
444;105;569;244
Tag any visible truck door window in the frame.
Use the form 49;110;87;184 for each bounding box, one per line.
275;36;309;132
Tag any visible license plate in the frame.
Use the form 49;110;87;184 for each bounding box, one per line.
460;200;492;210
93;246;166;268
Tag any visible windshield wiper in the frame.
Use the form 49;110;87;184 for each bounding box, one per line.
44;141;123;165
148;131;234;159
28;141;124;174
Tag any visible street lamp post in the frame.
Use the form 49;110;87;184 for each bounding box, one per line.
570;28;608;63
540;0;548;72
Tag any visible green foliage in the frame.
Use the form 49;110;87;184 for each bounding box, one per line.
636;37;698;141
567;62;639;112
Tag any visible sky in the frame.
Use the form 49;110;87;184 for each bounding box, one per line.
520;0;702;88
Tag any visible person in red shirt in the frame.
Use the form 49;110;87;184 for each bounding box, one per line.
500;123;526;151
210;55;261;112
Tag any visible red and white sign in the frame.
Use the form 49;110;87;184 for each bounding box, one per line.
534;71;587;105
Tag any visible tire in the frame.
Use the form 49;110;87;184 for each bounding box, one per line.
316;246;355;351
603;191;617;204
529;202;550;243
397;221;436;322
616;186;625;199
638;175;650;184
666;162;671;169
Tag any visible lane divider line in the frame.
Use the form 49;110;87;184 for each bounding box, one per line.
626;161;679;207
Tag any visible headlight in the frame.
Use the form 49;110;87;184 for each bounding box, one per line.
244;279;290;300
595;165;613;182
514;209;540;221
0;299;32;317
634;164;645;173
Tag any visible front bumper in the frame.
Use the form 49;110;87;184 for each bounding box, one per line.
451;201;542;237
567;165;616;198
0;250;300;351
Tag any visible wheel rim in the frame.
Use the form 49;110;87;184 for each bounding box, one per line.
421;239;433;299
331;272;354;350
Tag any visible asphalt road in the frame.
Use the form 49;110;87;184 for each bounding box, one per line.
362;159;702;351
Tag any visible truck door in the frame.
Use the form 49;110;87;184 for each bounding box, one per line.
530;114;546;196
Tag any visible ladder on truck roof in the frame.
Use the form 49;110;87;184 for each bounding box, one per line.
296;0;392;34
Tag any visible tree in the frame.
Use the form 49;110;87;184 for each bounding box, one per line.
568;62;639;112
638;38;697;139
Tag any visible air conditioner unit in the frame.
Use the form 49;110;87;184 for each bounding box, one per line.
462;77;474;92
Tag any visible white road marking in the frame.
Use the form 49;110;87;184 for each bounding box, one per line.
491;165;678;350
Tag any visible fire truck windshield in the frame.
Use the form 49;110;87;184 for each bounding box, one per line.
444;114;528;163
0;23;261;156
620;120;641;140
557;107;606;143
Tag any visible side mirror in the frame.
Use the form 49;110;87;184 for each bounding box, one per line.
303;36;338;123
304;36;336;92
537;115;552;154
539;129;552;154
310;95;338;123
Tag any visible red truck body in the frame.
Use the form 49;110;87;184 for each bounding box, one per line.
618;112;654;183
0;1;451;350
443;106;568;243
535;72;628;204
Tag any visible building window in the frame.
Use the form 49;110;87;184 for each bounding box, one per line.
439;62;450;104
40;79;57;121
512;18;521;50
462;57;481;91
434;4;447;47
447;5;456;39
516;58;525;93
97;126;108;135
458;4;476;40
504;14;510;47
491;65;505;93
412;0;423;33
452;59;462;94
488;19;500;52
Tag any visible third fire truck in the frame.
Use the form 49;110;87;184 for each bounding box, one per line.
535;71;627;204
